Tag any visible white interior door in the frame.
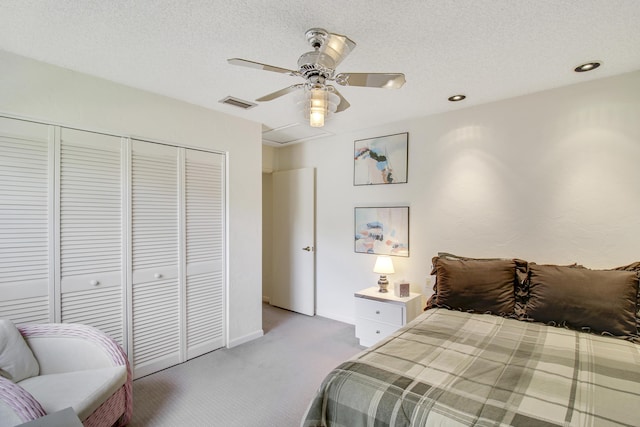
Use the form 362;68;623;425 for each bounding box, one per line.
0;117;53;324
271;168;315;316
130;139;181;378
58;128;125;348
184;148;225;359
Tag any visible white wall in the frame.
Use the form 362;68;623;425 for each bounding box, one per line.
0;50;264;346
274;71;640;324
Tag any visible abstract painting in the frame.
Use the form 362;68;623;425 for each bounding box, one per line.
354;132;408;185
354;206;409;257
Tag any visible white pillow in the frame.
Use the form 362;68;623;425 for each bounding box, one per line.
0;319;39;382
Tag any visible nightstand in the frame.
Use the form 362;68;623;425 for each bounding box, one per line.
354;286;423;347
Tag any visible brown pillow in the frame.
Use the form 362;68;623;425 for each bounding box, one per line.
431;257;517;315
525;263;638;336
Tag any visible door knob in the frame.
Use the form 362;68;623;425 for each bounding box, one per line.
302;246;313;252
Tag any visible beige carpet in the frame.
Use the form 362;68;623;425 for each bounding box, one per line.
129;303;363;426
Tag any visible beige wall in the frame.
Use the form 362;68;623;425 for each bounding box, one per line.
272;71;640;323
262;145;276;173
0;50;264;346
262;172;274;302
262;147;276;301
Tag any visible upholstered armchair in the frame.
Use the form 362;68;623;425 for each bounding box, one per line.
0;322;132;427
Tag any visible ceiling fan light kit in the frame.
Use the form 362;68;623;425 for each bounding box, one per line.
228;28;406;128
301;84;340;127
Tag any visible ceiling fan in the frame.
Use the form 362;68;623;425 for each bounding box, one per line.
228;28;406;127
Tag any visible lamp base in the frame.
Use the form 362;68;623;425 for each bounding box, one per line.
377;275;389;293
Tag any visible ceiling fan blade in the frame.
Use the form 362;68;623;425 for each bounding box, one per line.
320;32;356;68
330;87;351;113
256;84;304;102
334;73;406;89
227;58;298;75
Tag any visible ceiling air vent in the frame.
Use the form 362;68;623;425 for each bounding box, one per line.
219;96;257;110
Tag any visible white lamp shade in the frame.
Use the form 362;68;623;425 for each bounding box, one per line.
373;256;395;274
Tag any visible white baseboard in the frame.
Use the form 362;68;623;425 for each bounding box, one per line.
262;295;270;303
316;309;355;325
228;329;264;348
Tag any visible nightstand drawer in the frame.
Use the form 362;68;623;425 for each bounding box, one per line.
355;320;398;344
355;297;403;326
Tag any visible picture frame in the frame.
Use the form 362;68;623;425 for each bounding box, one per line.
354;132;408;185
354;206;409;257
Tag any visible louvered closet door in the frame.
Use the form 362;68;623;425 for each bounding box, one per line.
0;117;53;324
131;140;180;378
58;128;125;347
185;149;225;359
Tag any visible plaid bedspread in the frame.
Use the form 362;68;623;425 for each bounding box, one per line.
302;308;640;427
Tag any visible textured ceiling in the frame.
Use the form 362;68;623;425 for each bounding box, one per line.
1;1;640;145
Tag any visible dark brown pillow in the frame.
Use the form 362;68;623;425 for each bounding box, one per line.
612;262;640;337
515;261;580;320
525;263;638;336
431;257;517;315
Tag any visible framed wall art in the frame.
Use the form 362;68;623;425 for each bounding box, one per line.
354;206;409;257
354;132;408;185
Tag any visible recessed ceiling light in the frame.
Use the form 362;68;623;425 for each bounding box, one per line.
574;61;601;73
448;94;466;102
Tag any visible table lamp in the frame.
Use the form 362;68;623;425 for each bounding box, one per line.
373;255;395;293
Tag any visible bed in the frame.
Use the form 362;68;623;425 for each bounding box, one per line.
302;254;640;427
